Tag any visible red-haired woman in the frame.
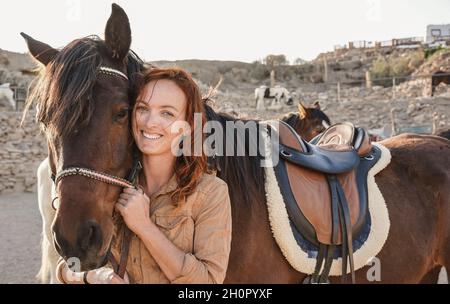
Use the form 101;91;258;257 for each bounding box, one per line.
57;68;231;284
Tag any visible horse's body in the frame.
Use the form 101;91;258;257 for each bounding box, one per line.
436;128;450;140
255;85;293;111
205;104;450;283
0;83;15;109
37;158;58;283
431;71;450;96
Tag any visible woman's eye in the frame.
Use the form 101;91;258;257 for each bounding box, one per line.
162;111;174;117
137;106;148;112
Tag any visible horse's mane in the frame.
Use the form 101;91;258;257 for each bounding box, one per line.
24;36;144;139
204;103;266;206
280;111;302;128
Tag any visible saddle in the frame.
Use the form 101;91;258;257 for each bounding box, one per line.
268;121;381;283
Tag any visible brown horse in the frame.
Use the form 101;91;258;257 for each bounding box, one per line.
431;71;450;97
23;4;144;272
280;101;331;141
436;128;450;140
204;103;450;283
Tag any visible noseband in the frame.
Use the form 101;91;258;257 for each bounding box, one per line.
53;167;135;189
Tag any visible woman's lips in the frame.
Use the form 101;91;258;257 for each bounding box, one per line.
142;131;163;140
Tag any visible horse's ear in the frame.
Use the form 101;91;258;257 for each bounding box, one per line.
20;32;58;66
104;3;131;61
313;101;321;110
298;102;307;119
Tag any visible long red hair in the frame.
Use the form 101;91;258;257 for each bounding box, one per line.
133;67;207;204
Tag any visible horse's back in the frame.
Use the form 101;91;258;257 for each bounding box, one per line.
381;133;450;177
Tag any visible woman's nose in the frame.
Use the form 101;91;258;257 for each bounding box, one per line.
142;112;162;128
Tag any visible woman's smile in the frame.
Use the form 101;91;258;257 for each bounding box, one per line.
142;131;164;141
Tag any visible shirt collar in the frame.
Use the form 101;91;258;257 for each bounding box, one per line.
151;173;178;198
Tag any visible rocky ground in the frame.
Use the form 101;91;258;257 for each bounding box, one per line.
0;192;447;284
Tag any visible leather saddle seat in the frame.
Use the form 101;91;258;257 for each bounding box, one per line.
268;120;381;283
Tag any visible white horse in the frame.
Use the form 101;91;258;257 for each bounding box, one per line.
0;83;16;110
255;85;294;111
36;158;60;283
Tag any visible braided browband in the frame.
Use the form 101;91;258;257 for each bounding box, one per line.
98;66;128;81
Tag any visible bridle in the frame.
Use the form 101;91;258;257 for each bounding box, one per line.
49;65;140;279
50;65;134;192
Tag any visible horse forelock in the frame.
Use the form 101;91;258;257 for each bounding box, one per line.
27;36;144;141
28;37;102;140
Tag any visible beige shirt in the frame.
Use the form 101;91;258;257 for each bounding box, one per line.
111;172;232;284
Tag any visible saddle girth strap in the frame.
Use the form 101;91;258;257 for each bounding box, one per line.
327;175;356;284
335;179;355;283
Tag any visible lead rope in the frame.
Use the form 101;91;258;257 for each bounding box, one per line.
108;148;142;279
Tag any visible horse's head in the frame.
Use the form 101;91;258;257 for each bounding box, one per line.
22;4;143;270
282;101;331;141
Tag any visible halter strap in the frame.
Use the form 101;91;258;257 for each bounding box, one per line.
98;66;129;81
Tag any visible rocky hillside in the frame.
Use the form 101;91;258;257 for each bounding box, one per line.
0;49;36;86
0;46;449;195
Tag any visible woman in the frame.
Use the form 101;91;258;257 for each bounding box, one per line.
56;67;232;284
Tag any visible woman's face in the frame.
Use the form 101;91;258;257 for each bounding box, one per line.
133;79;187;156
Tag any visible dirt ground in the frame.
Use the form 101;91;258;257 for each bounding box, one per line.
0;192;447;284
0;193;41;284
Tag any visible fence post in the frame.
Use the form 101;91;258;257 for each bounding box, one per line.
337;82;341;103
390;107;397;136
270;70;276;88
366;71;372;89
392;77;396;100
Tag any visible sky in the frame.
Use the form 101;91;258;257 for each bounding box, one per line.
1;0;449;63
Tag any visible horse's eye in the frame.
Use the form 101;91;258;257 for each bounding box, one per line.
115;108;130;121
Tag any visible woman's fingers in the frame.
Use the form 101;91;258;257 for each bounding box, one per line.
123;187;139;195
119;192;133;200
110;273;127;284
117;198;127;206
123;272;130;284
115;202;125;214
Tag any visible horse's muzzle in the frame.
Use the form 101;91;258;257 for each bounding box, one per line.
53;219;106;270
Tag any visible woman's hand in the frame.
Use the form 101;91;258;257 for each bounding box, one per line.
115;187;153;236
59;260;129;284
85;267;130;284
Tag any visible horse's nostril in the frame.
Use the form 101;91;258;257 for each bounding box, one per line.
80;220;103;252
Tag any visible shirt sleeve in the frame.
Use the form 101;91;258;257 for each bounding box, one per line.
170;182;232;284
